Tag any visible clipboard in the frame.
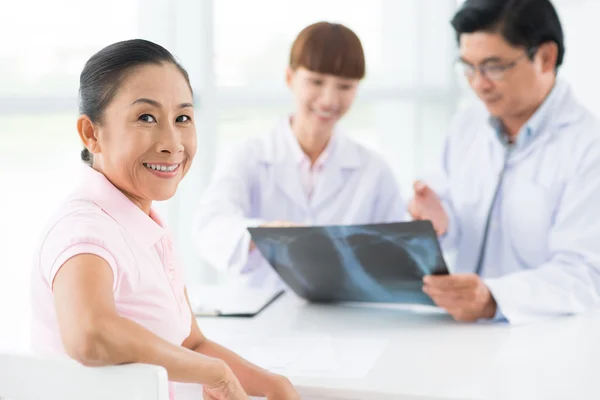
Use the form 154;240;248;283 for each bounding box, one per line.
189;284;285;317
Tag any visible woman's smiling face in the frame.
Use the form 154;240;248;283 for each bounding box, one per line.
78;62;196;211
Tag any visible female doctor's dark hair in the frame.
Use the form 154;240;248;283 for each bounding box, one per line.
290;22;366;80
78;39;192;165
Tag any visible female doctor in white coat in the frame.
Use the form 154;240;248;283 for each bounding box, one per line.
193;22;406;288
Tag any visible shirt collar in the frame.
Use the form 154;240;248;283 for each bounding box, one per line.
284;115;335;168
75;166;166;248
488;78;569;149
261;115;361;168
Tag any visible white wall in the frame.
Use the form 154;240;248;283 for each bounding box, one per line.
555;0;600;118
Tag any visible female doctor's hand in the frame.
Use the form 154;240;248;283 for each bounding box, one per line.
259;220;302;228
422;274;497;322
249;221;303;252
408;181;448;236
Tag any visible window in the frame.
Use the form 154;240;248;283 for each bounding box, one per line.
0;0;138;97
0;112;82;351
555;0;600;118
213;0;423;89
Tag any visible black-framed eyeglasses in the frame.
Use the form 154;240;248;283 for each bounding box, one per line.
456;47;538;81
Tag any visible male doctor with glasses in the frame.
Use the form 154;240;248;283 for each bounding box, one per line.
412;0;600;324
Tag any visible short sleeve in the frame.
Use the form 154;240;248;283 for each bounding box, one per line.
39;212;120;292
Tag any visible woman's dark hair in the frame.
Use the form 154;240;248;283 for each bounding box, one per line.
451;0;565;68
79;39;192;165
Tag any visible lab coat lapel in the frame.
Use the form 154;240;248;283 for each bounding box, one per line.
262;119;309;211
310;164;344;210
274;161;309;211
310;135;361;210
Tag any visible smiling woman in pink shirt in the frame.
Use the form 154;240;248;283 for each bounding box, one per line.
30;39;299;400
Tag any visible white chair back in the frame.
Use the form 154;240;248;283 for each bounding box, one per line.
0;353;169;400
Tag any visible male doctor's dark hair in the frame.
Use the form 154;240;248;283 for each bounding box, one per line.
451;0;565;69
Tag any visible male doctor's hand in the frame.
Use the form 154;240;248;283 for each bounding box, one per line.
422;274;497;322
408;181;449;236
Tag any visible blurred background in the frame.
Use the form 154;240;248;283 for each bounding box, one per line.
0;0;598;351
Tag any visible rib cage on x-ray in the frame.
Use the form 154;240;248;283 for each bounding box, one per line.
249;221;448;306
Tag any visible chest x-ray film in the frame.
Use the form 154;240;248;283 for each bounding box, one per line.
248;221;448;306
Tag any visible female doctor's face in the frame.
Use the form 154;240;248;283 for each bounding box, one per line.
286;67;359;134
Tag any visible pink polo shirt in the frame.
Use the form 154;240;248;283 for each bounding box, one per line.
31;166;191;395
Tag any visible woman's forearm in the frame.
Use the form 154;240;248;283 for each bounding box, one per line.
74;315;228;386
194;338;284;397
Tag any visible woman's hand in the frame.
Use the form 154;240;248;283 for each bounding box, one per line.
265;375;301;400
202;362;249;400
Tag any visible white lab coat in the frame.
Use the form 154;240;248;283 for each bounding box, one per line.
193;116;406;288
425;79;600;324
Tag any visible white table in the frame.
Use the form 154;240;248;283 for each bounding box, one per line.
189;293;600;400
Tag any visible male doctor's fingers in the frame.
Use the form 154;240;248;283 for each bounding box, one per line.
422;285;476;302
423;274;479;290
